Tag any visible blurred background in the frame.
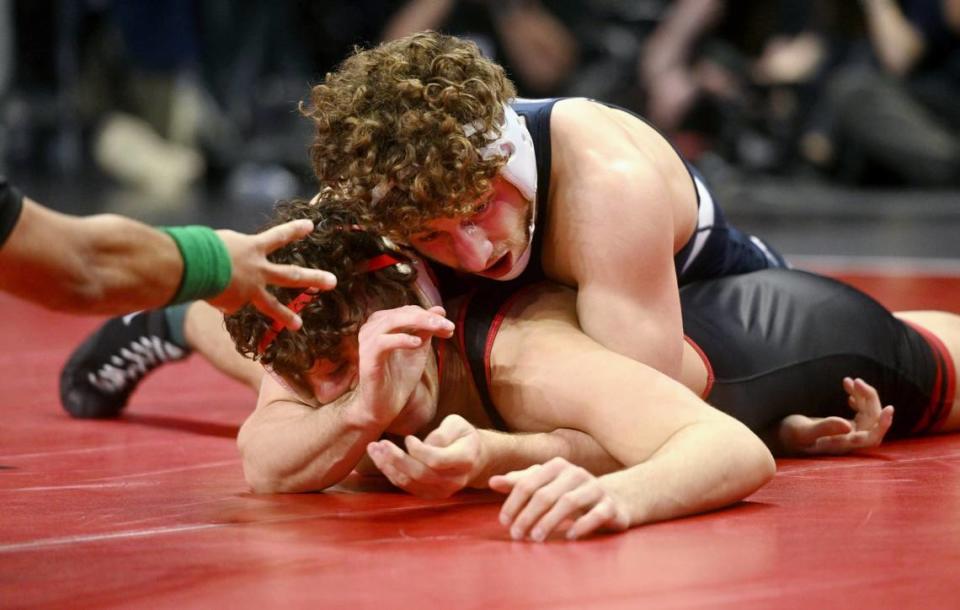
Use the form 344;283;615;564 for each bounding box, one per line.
2;0;959;266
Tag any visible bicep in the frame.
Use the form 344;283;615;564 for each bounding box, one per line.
573;183;685;378
576;277;684;379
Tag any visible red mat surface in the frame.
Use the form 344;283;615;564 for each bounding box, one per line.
2;273;959;609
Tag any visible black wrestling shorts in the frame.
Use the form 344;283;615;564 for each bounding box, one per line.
681;269;954;437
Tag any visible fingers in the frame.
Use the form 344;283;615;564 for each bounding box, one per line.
405;434;475;472
361;306;455;341
264;263;337;291
566;497;630;540
807;405;895;454
846;377;882;424
367;440;460;499
252;290;303;331
526;477;605;542
421;414;472;448
807;417;854;439
493;458;627;542
258;219;315;252
493;459;578;540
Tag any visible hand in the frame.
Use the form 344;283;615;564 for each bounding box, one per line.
209;220;337;328
778;377;895;455
489;457;630;542
366;414;485;499
356;305;455;424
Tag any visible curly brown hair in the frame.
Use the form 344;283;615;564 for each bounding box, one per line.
304;31;518;240
224;196;419;390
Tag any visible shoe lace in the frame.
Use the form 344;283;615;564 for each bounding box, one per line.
87;335;185;393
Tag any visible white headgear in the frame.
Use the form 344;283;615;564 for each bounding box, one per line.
370;103;538;208
465;104;538;202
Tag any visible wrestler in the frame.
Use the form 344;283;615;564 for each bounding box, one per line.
0;176;335;326
217;199;957;540
221;199;775;536
306;31;787;381
58;30;787;417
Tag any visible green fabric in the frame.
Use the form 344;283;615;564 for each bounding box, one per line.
160;226;232;304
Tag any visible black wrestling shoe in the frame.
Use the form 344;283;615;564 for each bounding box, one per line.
59;310;191;418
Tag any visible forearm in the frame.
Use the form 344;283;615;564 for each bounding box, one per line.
473;427;622;487
238;396;388;493
861;0;925;76
77;214;184;312
0;201;182;313
492;1;578;93
600;420;775;527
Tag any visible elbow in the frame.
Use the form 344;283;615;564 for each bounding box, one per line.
237;431;303;494
240;455;323;494
735;423;777;492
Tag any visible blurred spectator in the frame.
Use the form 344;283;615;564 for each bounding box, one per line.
637;0;724;135
381;0;583;96
815;0;960;186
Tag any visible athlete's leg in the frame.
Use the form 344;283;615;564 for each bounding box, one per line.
894;311;960;433
183;301;263;391
60;300;262;418
60;306;192;418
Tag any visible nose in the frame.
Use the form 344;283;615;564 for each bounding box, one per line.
451;223;493;272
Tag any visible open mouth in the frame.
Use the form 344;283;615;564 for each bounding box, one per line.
481;253;513;278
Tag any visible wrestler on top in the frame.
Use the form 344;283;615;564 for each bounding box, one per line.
305;30;787;380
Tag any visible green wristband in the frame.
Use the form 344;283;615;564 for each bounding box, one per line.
161;226;233;305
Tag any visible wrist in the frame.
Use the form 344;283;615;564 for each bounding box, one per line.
337;390;395;433
468;429;497;487
160;226;232;304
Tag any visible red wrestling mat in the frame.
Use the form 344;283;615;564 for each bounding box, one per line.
1;272;959;609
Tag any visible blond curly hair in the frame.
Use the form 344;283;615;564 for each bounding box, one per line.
304;31;518;240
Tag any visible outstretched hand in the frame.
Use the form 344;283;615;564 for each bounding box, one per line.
778;377;895;455
489;457;630;542
367;414;485;499
209;219;337;328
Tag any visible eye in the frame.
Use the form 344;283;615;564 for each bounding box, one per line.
415;231;441;243
470;199;492;218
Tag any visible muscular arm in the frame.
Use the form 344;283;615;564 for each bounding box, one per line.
472;427;620;486
0;196;335;322
237;374;388;493
0;198;183;313
490;286;775;527
552;102;688;379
